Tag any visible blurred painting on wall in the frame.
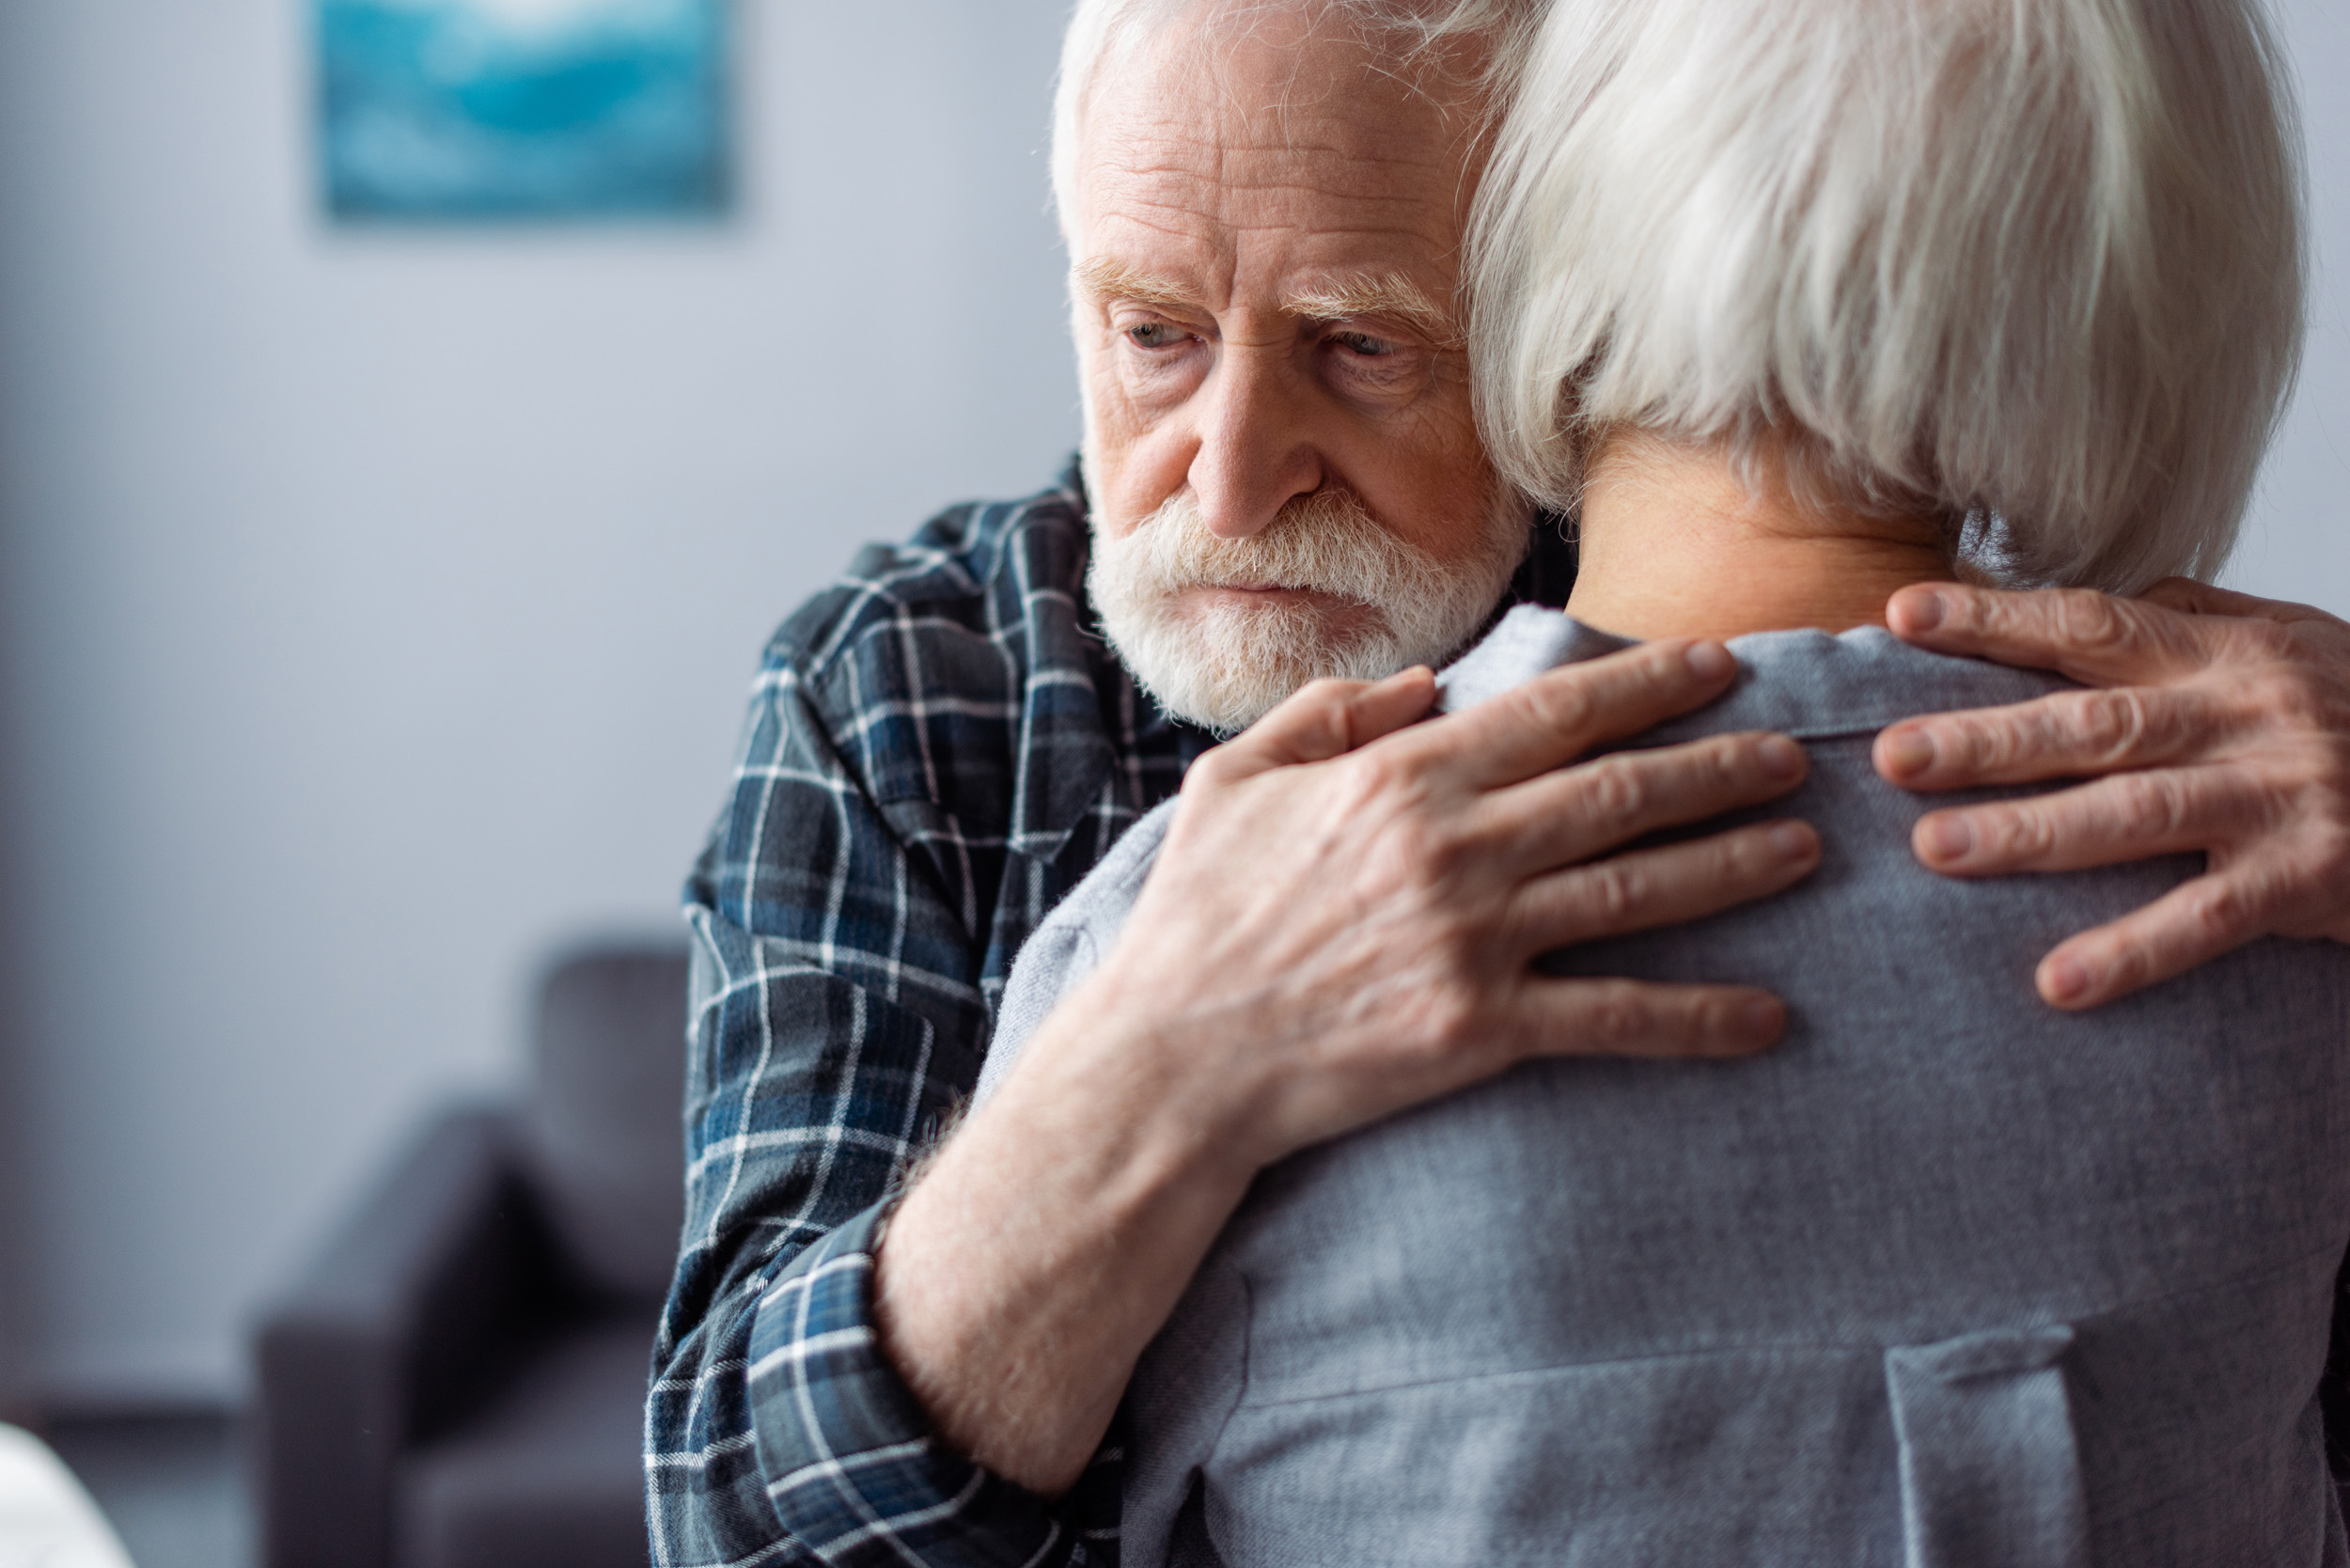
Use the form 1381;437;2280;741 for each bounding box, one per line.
317;0;729;220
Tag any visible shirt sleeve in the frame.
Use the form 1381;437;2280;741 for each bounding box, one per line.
644;654;1123;1567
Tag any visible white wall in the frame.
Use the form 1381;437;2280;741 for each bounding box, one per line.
0;0;2342;1408
0;0;1082;1406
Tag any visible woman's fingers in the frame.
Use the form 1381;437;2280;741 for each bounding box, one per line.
1907;766;2256;876
1506;818;1822;951
1877;581;2350;1007
1478;729;1810;872
1884;582;2229;687
2029;855;2307;1009
1421;638;1741;789
1873;684;2226;792
1510;977;1789;1060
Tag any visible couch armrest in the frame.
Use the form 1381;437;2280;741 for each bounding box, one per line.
253;1105;551;1568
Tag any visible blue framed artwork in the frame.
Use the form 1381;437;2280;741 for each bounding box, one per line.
317;0;730;221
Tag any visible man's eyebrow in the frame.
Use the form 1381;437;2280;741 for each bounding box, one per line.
1283;274;1457;344
1072;257;1206;312
1073;259;1456;342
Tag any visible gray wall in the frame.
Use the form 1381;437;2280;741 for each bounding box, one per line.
0;0;1082;1406
0;0;2342;1407
0;803;26;1422
2232;0;2350;613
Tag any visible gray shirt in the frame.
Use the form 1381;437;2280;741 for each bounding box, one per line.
978;608;2350;1568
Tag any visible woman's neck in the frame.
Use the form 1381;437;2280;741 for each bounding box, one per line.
1564;431;1955;641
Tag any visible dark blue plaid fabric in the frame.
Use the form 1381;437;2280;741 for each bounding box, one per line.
647;462;1576;1566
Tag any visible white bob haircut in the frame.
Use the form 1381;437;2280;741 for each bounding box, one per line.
1049;0;1539;229
1472;0;2306;591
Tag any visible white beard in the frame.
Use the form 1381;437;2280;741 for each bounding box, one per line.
1088;483;1531;736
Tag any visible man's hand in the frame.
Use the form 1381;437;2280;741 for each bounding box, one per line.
876;638;1820;1497
1098;638;1817;1171
1874;580;2350;1010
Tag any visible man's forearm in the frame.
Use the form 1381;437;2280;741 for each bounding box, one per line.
873;994;1257;1497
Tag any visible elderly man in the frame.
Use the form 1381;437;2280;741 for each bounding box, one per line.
646;0;2350;1562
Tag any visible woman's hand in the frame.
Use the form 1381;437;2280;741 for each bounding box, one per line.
1875;580;2350;1009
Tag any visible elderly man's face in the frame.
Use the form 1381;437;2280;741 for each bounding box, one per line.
1068;8;1527;732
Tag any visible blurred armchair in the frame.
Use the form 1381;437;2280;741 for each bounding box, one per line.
254;945;688;1568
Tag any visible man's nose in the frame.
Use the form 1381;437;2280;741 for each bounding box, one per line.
1186;347;1324;539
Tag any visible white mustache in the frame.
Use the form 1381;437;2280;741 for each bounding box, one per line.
1088;484;1530;736
1104;487;1458;604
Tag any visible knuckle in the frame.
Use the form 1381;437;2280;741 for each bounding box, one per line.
1948;714;2014;774
2246;666;2329;734
1580;757;1650;829
1412;822;1471;883
1187;746;1243;788
1341;747;1405;799
2114;773;2194;840
2079;932;2147;996
2233;619;2299;664
1374;808;1465;886
1582;862;1649;925
1712;736;1756;788
1721;826;1781;880
1580;989;1646;1050
2054;589;2138;654
1416;986;1485;1057
2185;878;2252;943
2075;689;2153;762
1981;805;2059;863
1516;674;1598;739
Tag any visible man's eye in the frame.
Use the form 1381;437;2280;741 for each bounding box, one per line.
1124;322;1187;350
1332;331;1397;358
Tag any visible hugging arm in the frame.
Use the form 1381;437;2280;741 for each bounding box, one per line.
1877;580;2350;1008
876;639;1823;1497
650;633;1821;1565
645;663;1124;1568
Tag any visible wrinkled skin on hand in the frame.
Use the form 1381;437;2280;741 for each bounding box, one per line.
878;639;1824;1497
1096;639;1821;1173
1877;579;2350;1009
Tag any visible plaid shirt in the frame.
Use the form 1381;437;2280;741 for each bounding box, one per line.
647;462;1577;1567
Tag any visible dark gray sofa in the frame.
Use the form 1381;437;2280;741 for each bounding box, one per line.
253;946;688;1568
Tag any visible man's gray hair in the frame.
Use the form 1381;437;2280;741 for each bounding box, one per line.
1050;0;1539;229
1471;0;2306;591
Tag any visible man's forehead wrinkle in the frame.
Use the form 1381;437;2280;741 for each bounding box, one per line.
1091;137;1465;214
1083;123;1454;225
1116;104;1465;178
1091;192;1464;259
1088;10;1480;187
1175;0;1488;155
1072;22;1481;324
1083;147;1465;252
1082;193;1465;288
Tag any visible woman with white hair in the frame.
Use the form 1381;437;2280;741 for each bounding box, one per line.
974;0;2350;1560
